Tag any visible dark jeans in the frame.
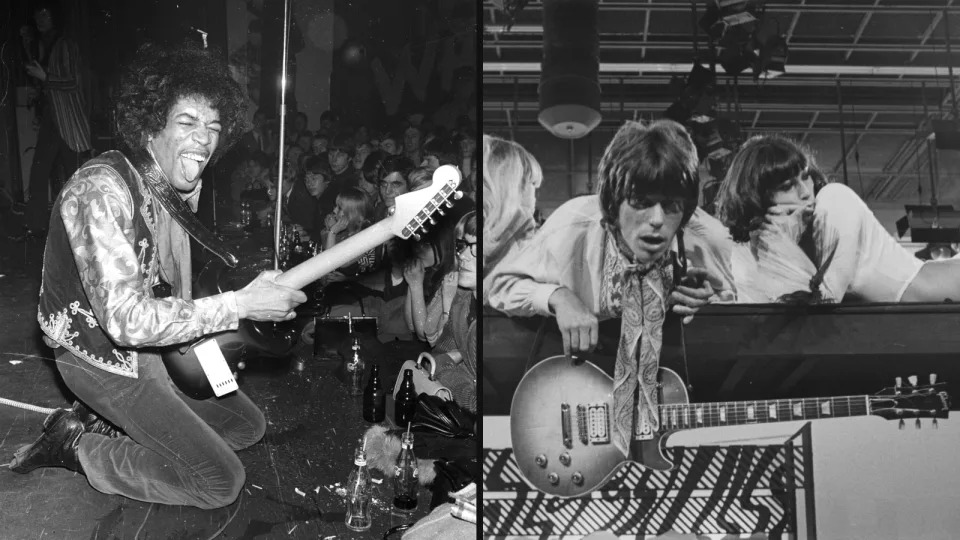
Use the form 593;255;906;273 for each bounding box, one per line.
26;111;83;231
55;349;266;509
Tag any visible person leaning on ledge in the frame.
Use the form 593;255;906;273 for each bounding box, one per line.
8;42;305;509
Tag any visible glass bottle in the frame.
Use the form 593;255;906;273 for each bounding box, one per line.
346;337;364;396
394;369;418;427
344;443;372;532
363;363;385;422
391;431;418;519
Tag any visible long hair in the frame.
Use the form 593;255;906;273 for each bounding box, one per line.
114;42;247;164
715;135;827;243
596;119;700;230
481;134;543;277
335;187;372;235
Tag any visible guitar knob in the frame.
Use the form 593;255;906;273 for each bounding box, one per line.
237;361;246;370
916;418;922;430
933;418;940;429
571;472;584;486
909;375;918;386
898;418;905;430
535;454;548;467
453;191;463;201
547;472;559;485
559;452;571;466
930;373;938;385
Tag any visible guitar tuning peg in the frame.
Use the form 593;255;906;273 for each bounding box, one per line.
933;418;939;429
412;233;421;241
898;418;905;430
915;418;922;430
445;200;454;208
909;375;918;386
930;373;938;385
428;217;436;225
436;208;445;216
453;190;463;200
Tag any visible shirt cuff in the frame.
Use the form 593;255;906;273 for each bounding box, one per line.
194;291;241;334
529;283;563;316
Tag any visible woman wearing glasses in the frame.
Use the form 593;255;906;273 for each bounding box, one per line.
428;211;478;412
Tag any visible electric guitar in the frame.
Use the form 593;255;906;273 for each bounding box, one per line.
161;165;462;399
510;355;950;498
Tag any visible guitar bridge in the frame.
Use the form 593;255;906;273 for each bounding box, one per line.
576;405;588;444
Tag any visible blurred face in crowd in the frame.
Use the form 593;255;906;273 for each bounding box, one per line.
403;127;421;152
379;172;407;208
297;133;313;153
286;146;304;170
380;137;399;156
353;143;372;170
252;111;266;130
148;96;220;194
328;148;350;174
355;126;369;144
312;136;328;155
294;114;308;133
35;8;54;33
304;170;327;198
421;154;440;170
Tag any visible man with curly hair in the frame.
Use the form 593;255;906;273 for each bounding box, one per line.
8;43;306;510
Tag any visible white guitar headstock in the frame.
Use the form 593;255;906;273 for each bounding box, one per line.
390;164;463;240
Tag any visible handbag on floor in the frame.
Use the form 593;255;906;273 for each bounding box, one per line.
393;352;453;401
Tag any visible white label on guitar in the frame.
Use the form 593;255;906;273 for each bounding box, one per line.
194;339;239;397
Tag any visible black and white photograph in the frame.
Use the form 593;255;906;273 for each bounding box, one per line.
0;0;478;538
481;1;960;538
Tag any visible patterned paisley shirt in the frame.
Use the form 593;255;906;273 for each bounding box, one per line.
56;161;239;355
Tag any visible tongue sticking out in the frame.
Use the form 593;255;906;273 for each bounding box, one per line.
180;156;202;183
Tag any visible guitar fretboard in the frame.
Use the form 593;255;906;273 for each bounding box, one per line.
658;395;872;431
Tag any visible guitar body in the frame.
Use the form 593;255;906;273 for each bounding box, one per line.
512;355;950;498
161;256;297;400
510;355;688;497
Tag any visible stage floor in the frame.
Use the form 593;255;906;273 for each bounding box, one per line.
0;237;436;540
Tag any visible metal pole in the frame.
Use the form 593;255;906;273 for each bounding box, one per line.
273;0;291;270
836;80;849;185
945;8;958;117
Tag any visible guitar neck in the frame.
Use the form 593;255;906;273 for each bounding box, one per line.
660;394;873;431
275;219;394;290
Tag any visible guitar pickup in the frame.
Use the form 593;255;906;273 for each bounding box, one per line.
587;403;610;444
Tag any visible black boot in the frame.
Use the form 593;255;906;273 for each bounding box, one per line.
69;401;123;438
10;408;84;474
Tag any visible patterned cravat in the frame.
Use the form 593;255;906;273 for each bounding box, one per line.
607;232;670;457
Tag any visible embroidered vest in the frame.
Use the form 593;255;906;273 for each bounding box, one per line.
37;150;158;378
